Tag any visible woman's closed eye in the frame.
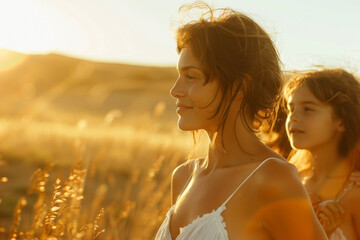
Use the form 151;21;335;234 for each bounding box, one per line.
186;75;197;80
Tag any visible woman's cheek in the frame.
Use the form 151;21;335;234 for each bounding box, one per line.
189;87;209;106
187;86;196;96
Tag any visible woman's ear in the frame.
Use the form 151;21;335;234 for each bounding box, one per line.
234;74;250;101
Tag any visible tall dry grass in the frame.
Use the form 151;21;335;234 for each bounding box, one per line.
0;106;206;240
0;51;207;239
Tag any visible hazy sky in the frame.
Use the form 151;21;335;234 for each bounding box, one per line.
0;0;359;71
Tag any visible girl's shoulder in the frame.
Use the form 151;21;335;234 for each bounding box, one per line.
341;182;360;213
339;183;360;236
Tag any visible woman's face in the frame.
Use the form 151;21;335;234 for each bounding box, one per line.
285;83;344;152
170;48;221;131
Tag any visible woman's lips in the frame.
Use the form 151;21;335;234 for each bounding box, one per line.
176;103;193;114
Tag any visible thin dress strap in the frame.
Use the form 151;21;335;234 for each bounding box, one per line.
335;181;355;203
221;157;278;207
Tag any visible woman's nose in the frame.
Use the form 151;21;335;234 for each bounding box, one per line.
170;78;185;99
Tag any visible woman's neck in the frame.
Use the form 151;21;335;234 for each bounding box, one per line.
203;114;272;173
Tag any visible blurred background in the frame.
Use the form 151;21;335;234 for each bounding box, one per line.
0;0;359;239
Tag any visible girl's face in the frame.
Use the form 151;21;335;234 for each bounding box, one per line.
170;48;221;131
285;83;344;151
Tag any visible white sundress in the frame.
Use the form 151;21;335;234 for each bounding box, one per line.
155;157;279;240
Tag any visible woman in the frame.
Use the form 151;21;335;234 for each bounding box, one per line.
155;2;327;240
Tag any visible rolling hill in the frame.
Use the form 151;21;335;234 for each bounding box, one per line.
0;49;179;127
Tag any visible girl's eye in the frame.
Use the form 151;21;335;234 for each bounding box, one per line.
304;107;314;112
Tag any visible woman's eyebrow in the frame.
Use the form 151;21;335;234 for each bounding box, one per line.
177;66;202;72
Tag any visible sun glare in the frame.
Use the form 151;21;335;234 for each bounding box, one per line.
0;49;27;71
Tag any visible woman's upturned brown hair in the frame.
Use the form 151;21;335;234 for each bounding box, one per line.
176;2;283;149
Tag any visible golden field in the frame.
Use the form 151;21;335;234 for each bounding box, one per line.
0;49;207;239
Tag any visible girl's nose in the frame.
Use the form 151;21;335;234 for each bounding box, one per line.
288;110;300;122
170;78;185;99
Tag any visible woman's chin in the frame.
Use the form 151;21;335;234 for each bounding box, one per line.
177;119;198;131
177;124;195;131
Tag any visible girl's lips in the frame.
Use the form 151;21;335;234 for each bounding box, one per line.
289;128;305;134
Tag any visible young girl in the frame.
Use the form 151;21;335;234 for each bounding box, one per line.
284;69;360;239
156;2;327;240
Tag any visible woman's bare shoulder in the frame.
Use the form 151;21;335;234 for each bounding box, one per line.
255;157;306;201
251;158;327;239
171;158;204;204
172;158;203;181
